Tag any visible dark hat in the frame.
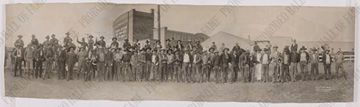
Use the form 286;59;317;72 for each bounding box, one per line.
45;35;50;39
100;36;104;39
65;32;70;35
264;48;269;51
209;48;215;52
112;37;117;40
115;48;122;51
300;46;307;50
17;35;23;38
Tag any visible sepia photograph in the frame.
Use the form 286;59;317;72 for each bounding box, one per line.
3;1;355;103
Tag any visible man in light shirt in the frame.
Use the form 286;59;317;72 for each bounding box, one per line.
261;48;270;82
322;50;332;80
183;50;192;83
270;46;281;82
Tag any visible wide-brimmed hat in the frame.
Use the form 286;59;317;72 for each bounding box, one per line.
264;48;269;51
300;46;307;50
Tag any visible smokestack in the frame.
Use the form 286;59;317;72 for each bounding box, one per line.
157;5;161;40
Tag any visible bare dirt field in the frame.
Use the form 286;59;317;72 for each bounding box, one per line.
4;63;354;102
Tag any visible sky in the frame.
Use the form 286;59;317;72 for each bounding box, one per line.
5;3;355;46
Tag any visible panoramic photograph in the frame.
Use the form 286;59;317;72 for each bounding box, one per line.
4;2;355;102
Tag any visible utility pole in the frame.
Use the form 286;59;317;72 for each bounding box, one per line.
157;5;161;40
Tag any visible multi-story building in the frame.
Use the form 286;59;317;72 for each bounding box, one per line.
113;9;209;48
113;9;154;43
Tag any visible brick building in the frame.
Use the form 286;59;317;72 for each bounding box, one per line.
113;9;154;43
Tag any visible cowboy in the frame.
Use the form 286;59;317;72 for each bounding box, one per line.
130;50;139;81
183;49;192;83
230;50;240;83
96;45;106;81
77;47;88;80
50;34;59;47
97;36;106;48
201;50;211;82
103;48;113;81
33;45;44;78
143;40;151;51
335;48;346;79
290;39;298;52
323;50;332;80
57;47;67;79
174;50;182;82
210;42;217;51
42;35;51;48
13;37;24;77
14;35;24;48
88;35;95;51
167;49;175;81
165;39;172;49
66;47;77;81
138;49;147;81
110;37;119;51
175;40;184;51
122;49;132;81
193;50;202;82
64;32;72;47
24;44;35;78
299;46;309;81
309;48;319;80
144;48;152;81
261;48;271;82
194;41;203;54
123;39;131;51
289;47;299;82
212;50;221;83
43;45;55;80
113;48;123;81
159;49;168;81
282;46;291;82
270;46;281;82
240;50;251;82
150;49;159;81
77;37;88;50
31;34;39;46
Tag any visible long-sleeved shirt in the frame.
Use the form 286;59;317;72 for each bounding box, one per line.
183;53;191;63
113;52;123;62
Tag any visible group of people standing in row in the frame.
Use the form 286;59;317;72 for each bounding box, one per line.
9;32;348;83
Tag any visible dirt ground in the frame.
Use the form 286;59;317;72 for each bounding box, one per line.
4;62;354;102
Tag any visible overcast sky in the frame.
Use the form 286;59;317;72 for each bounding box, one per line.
5;3;355;46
